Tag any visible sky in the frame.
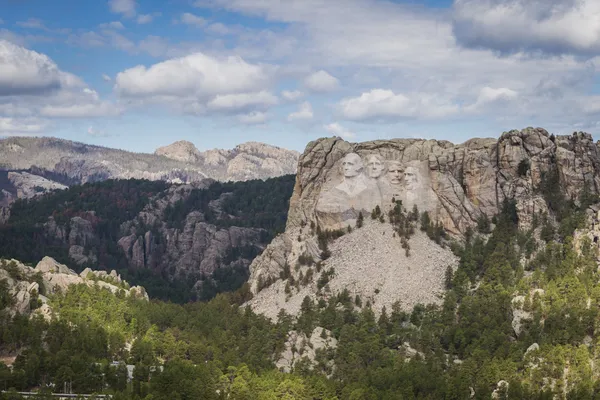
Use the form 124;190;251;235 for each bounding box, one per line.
2;0;600;153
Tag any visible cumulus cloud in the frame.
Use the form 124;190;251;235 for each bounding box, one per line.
304;70;339;92
0;117;46;135
137;14;156;24
109;0;137;18
0;40;64;96
238;111;268;124
87;126;110;137
115;52;273;98
206;22;233;35
464;86;519;113
180;13;206;27
40;102;122;118
207;91;278;113
339;89;459;121
281;90;304;101
287;101;314;121
0;40;121;131
324;122;355;138
102;74;112;82
452;0;600;56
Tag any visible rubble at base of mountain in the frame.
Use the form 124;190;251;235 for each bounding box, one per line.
0;256;148;320
247;220;457;319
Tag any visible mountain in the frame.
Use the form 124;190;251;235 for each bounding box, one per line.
0;175;295;302
0;136;299;205
5;127;600;398
247;127;600;318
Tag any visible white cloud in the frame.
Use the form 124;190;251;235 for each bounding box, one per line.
87;126;110;137
0;103;33;117
0;40;64;96
206;22;232;35
181;13;206;27
0;117;46;135
115;52;273;98
99;21;125;30
40;102;122;118
339;89;459;121
136;14;153;24
0;40;121;123
452;0;600;57
281;90;304;101
324;122;355;138
238;111;268;124
102;74;112;82
304;70;339;92
103;30;136;52
207;91;278;112
287;101;313;121
137;35;169;57
109;0;137;18
464;86;519;113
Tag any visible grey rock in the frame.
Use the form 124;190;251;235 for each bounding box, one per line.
248;127;600;318
0;137;298;195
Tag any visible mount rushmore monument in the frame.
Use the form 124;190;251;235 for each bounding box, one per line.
315;152;436;229
246;127;600;318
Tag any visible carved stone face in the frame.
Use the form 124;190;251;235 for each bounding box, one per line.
387;161;404;185
404;167;419;190
341;153;363;178
366;155;385;178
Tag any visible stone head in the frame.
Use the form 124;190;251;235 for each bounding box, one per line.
340;153;363;178
365;154;386;179
386;161;404;185
404;166;419;190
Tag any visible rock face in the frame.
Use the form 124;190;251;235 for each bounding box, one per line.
0;257;148;319
247;128;600;318
7;171;67;199
155;140;202;163
0;136;297;191
116;184;268;281
155;140;300;181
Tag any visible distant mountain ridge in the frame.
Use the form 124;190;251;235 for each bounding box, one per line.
0;136;299;194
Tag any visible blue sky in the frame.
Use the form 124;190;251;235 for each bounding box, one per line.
1;0;600;153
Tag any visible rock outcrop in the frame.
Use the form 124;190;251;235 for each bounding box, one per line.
276;327;337;373
116;184;269;280
247;128;600;318
0;257;148;320
7;171;67;199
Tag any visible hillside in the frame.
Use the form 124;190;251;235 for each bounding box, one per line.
5;127;600;398
0;136;299;207
0;175;295;302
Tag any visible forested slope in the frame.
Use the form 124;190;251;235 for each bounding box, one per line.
0;175;295;302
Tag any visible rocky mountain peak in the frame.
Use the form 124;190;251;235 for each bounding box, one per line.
154;140;202;163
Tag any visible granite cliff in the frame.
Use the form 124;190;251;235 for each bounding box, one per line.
247;127;600;318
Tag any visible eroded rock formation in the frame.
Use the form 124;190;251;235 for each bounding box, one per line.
247;128;600;318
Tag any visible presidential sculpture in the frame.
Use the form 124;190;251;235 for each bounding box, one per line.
315;152;438;228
